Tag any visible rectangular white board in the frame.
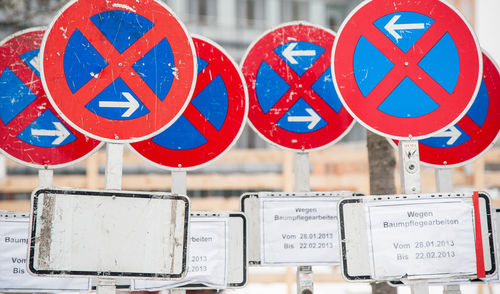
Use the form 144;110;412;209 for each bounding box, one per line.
133;212;247;290
28;188;189;279
241;191;360;266
338;192;495;282
0;211;91;292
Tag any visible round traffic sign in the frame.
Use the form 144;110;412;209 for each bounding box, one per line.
0;28;102;169
241;22;354;151
41;0;196;143
333;0;482;140
392;51;500;168
130;35;248;170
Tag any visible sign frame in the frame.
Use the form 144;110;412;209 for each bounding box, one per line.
338;192;496;282
28;188;190;279
241;191;362;266
132;212;247;290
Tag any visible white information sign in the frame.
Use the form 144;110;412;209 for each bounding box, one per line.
261;197;339;265
133;217;227;290
367;200;477;280
0;214;90;292
29;189;189;279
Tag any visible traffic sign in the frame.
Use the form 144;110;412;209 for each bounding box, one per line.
130;35;248;170
41;0;197;143
0;28;102;169
241;22;354;151
392;51;500;168
332;0;482;140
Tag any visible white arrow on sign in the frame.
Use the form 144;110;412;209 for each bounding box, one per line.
31;122;70;145
287;108;321;130
433;125;462;145
99;92;139;118
282;43;316;64
384;15;426;41
30;52;42;73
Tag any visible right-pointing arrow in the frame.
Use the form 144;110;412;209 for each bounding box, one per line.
31;122;71;145
287;108;322;130
433;125;462;145
99;92;139;118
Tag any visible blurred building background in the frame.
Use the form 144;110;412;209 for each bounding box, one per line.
0;0;499;202
1;1;500;292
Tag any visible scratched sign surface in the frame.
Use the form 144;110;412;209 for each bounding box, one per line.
241;22;354;151
41;0;197;143
392;51;500;168
130;35;248;170
332;0;482;140
0;28;102;168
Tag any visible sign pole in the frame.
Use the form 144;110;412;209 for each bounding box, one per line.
435;169;461;294
435;168;453;193
38;168;53;189
170;170;187;294
171;170;187;195
97;142;124;294
294;151;314;294
104;143;123;190
398;140;428;294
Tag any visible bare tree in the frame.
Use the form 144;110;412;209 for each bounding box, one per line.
367;130;397;294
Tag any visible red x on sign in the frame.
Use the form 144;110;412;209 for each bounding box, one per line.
333;0;482;140
242;22;354;151
41;0;196;143
0;28;102;168
130;35;248;170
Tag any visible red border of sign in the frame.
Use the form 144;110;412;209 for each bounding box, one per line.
41;0;197;143
390;51;500;168
332;0;482;140
129;35;248;171
0;27;102;169
241;22;355;151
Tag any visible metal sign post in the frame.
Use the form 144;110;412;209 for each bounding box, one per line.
171;170;187;196
398;140;428;294
97;142;124;294
38;169;53;189
398;140;421;194
435;168;453;193
294;151;314;294
435;168;461;294
169;170;187;294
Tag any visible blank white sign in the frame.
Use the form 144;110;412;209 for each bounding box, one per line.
28;189;189;279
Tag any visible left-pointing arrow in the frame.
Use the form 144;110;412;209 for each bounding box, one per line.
384;15;426;41
282;43;316;64
31;122;70;145
99;92;139;118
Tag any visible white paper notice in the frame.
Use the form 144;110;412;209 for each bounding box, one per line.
0;217;90;292
367;200;477;280
133;217;227;290
261;198;339;265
